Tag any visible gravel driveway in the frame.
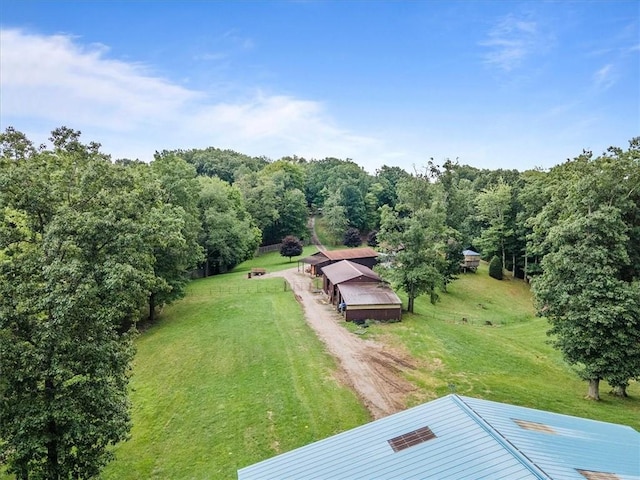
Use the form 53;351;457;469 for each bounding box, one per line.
261;267;416;420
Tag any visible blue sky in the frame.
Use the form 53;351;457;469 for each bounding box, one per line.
1;1;638;173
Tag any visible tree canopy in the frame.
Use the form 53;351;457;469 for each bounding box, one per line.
531;140;640;399
280;235;304;261
0;129;155;478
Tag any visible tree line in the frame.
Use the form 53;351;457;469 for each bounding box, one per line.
1;126;638;478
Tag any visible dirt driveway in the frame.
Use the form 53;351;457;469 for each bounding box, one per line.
260;267;416;420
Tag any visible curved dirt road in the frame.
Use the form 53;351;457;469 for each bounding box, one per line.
263;267;416;420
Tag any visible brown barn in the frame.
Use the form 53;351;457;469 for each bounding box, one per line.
299;247;378;276
321;260;381;304
337;283;402;322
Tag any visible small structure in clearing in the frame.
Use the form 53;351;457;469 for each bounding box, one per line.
461;249;481;272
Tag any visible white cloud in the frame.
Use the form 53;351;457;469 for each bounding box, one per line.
0;29;200;131
0;28;380;164
480;14;545;72
593;63;616;90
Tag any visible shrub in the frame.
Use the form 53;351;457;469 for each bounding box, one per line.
367;230;378;247
489;255;503;280
343;228;362;247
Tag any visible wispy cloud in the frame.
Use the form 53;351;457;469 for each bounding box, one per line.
593;63;616;90
0;29;199;131
0;28;379;163
480;14;545;72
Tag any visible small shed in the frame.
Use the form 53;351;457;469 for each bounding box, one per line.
321;260;381;304
299;247;378;276
238;394;640;480
461;249;481;272
337;282;402;322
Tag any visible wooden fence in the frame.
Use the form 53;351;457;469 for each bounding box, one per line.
255;243;282;255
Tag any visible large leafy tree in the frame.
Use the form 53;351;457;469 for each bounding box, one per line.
474;178;514;270
322;190;348;246
377;175;449;313
236;164;308;245
145;153;204;321
0;128;157;478
198;176;261;274
532;140;640;399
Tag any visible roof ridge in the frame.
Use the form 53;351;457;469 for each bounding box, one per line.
452;395;553;480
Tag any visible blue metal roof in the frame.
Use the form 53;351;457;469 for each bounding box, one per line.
237;395;640;480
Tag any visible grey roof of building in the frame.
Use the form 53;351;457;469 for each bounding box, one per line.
322;260;380;285
238;394;640;480
338;282;401;306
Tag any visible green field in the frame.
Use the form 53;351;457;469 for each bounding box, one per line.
3;249;638;480
361;263;640;429
101;246;370;480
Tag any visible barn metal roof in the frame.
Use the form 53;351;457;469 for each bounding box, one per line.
338;282;401;306
298;255;324;265
463;249;481;256
237;395;640;480
322;260;380;285
321;247;378;261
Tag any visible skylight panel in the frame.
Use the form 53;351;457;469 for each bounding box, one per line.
388;426;436;452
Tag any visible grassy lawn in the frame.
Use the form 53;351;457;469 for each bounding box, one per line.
4;250;638;480
313;215;342;249
101;246;369;480
361;262;640;430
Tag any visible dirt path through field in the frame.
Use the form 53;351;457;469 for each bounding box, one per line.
260;267;416;420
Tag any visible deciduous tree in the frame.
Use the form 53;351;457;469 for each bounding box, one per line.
280;235;303;261
376;175;449;313
0;128;156;478
198;176;261;275
532;140;640;399
343;227;362;247
475;178;514;269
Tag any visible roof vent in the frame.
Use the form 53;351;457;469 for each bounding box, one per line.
388;426;436;452
513;419;556;434
576;469;621;480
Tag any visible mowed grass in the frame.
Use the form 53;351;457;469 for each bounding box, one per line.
101;247;369;480
5;249;637;480
313;215;342;249
363;262;640;430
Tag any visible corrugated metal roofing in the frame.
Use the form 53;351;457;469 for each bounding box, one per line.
298;255;324;265
462;396;640;480
322;260;380;285
322;247;378;261
338;282;401;306
462;249;481;256
237;395;640;480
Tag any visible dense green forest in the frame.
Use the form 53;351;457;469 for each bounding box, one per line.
1;126;638;478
